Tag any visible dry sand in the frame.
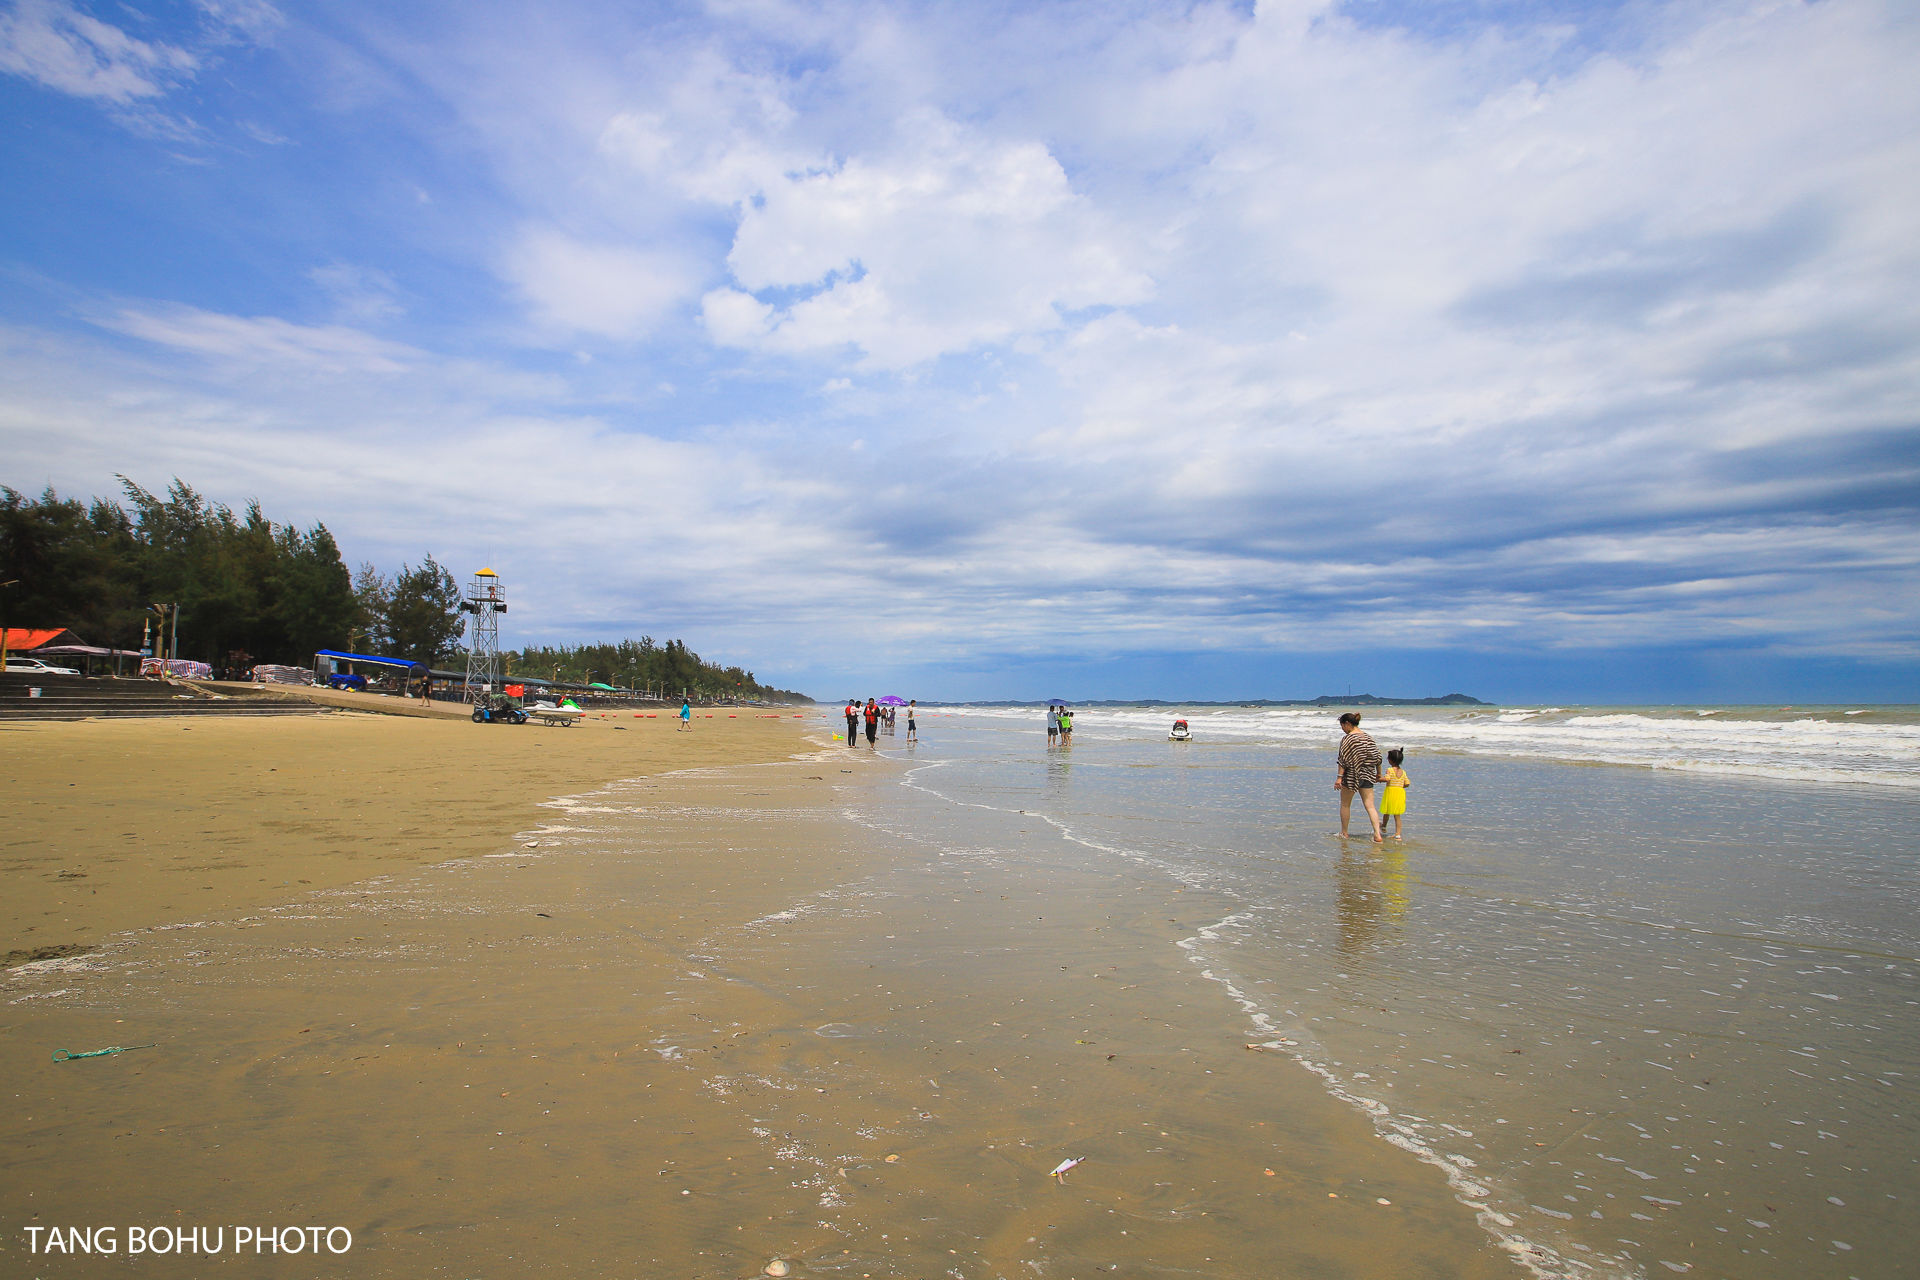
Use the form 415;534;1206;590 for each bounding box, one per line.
1;711;1512;1279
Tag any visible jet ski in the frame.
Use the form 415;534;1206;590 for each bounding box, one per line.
528;700;585;726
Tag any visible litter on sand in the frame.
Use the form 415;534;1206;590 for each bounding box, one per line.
1050;1157;1086;1180
52;1044;155;1062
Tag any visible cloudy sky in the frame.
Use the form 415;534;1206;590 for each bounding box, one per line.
3;0;1917;702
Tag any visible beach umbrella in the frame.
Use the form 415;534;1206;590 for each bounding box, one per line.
877;695;908;706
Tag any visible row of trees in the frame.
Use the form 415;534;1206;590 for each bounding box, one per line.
1;479;362;668
1;479;807;700
509;637;804;702
350;557;468;673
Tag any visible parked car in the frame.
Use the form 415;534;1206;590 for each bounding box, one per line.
5;656;81;677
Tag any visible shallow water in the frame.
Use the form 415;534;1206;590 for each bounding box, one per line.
873;707;1920;1279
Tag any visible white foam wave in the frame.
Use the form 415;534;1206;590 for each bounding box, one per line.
924;705;1920;787
1178;916;1629;1280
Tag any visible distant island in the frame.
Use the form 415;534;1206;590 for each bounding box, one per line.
947;693;1489;708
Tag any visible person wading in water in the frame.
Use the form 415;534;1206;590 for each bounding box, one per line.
1335;711;1384;843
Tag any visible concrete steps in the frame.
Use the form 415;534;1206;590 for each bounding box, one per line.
0;672;335;721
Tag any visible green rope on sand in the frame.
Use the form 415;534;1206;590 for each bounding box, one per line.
52;1044;155;1062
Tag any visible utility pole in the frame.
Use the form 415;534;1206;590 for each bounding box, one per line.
147;603;178;668
0;580;18;669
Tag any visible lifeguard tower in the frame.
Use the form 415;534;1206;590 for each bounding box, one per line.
460;567;507;702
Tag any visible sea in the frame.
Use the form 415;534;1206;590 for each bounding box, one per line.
827;703;1920;1280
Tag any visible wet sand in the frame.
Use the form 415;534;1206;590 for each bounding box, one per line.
0;708;806;966
0;713;1517;1278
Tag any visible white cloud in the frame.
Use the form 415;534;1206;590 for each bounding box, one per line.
192;0;282;43
0;0;280;139
711;112;1152;367
700;287;773;346
504;229;703;340
0;317;843;661
308;262;403;324
98;305;420;374
0;0;196;103
594;59;802;205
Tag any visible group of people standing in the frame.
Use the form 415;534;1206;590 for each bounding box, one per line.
1334;712;1410;842
844;698;918;746
1045;704;1074;744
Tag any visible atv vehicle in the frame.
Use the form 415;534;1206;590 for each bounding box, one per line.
472;693;528;724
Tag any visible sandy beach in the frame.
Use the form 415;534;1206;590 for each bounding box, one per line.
0;709;1512;1279
1;706;807;967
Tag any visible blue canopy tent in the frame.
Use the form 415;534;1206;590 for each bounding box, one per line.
313;649;426;689
314;649;426;671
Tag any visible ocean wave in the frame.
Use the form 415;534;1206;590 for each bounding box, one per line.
923;704;1920;787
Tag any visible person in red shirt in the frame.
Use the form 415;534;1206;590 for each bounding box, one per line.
864;698;880;745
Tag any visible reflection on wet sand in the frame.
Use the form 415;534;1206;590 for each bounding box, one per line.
1047;742;1074;790
1335;845;1410;957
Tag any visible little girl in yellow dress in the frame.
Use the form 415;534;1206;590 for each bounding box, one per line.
1379;748;1410;840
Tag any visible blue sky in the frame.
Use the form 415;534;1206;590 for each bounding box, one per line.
3;0;1917;703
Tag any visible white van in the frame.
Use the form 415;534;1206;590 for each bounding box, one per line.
5;656;82;677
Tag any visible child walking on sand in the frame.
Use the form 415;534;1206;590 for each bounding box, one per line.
1379;748;1410;840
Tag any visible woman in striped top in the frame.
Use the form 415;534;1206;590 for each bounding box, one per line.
1335;712;1384;842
